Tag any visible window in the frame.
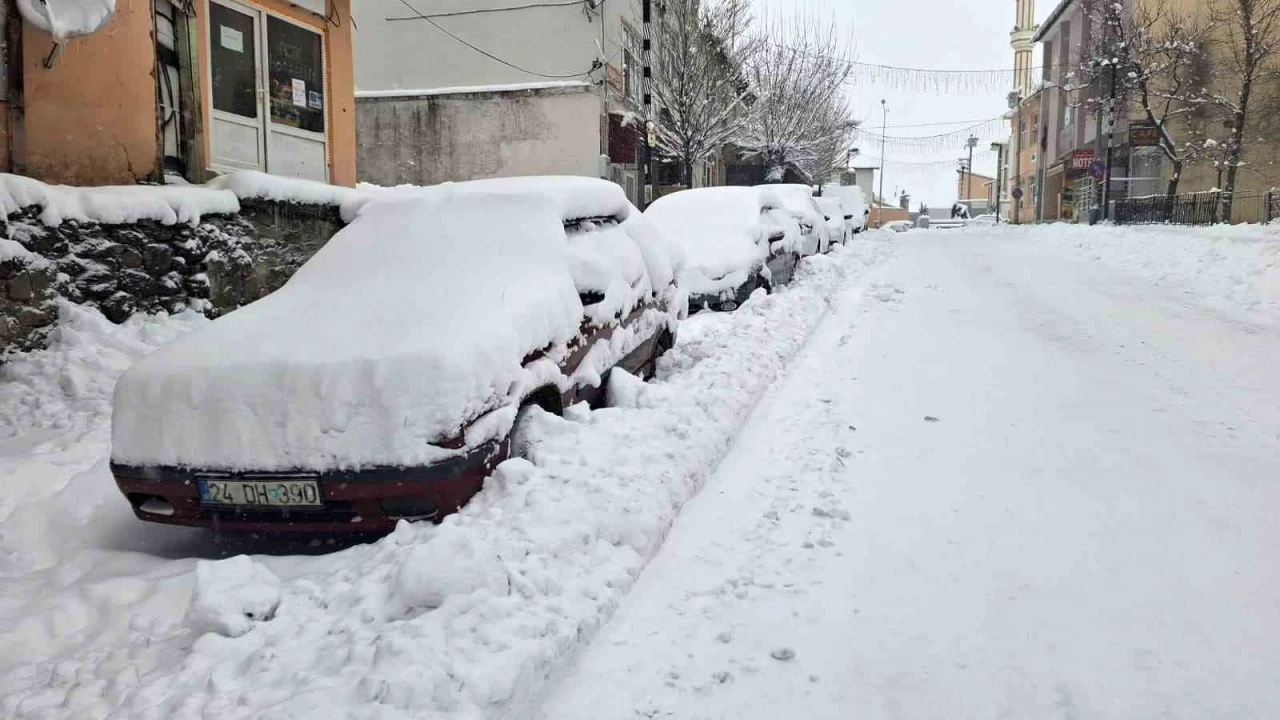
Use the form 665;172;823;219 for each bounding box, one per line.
623;28;642;104
267;16;325;133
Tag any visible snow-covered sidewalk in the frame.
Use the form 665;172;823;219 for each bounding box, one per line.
532;226;1280;719
0;236;895;718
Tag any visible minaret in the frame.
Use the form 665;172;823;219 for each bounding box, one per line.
1011;0;1037;97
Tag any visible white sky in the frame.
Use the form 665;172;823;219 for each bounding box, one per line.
753;0;1053;208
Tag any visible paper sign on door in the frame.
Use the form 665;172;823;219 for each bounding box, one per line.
291;79;306;107
220;26;244;53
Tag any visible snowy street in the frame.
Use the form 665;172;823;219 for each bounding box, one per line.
3;223;1280;718
535;227;1280;719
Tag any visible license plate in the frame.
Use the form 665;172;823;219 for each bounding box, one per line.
198;478;322;507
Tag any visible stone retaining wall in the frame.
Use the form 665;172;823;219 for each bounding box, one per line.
0;200;345;357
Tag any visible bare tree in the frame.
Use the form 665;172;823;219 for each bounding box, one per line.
1206;0;1280;219
1076;0;1212;199
650;0;759;188
740;13;854;183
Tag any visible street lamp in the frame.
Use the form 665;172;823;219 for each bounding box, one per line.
878;99;887;228
964;135;978;206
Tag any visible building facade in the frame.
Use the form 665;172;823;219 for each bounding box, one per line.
351;0;658;203
1;0;357;186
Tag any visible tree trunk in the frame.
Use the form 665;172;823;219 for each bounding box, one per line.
1164;158;1183;222
1222;106;1248;223
683;160;694;190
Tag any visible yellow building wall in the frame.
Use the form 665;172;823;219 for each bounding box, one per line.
21;0;160;185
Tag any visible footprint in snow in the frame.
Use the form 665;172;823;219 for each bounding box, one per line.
771;647;796;661
925;416;941;423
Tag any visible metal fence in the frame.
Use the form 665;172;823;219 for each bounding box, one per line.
1113;192;1223;226
1113;189;1280;226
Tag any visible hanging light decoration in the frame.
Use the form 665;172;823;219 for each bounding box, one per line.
851;116;1011;156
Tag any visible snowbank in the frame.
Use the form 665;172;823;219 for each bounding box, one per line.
206;170;365;209
0;173;239;227
186;557;281;638
1022;223;1280;326
0;302;206;438
1;234;897;720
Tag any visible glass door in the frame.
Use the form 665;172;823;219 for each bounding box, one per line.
208;0;266;172
265;16;328;181
207;1;328;181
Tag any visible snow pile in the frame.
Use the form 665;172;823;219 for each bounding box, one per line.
186;557;282;638
1024;223;1280;325
112;179;682;472
207;170;365;209
0;238;47;267
0;302;206;438
17;0;114;41
645;186;799;296
0;173;239;227
1;234;897;720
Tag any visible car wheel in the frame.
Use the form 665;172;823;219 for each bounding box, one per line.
639;330;674;381
757;274;773;295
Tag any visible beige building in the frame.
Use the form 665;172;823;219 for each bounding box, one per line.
351;0;665;204
1033;0;1280;223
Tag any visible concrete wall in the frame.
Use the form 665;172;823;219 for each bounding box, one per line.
22;0;159;184
355;86;600;186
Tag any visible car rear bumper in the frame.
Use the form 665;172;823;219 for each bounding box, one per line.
111;439;509;534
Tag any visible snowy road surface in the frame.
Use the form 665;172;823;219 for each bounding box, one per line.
534;227;1280;719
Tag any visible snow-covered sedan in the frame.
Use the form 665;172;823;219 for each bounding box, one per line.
821;184;869;234
645;186;804;313
110;178;685;533
814;196;851;246
768;184;831;255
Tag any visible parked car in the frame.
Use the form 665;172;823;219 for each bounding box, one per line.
645;186;805;313
110;177;685;533
885;220;914;233
814;196;851;246
766;184;831;255
821;184;869;234
969;213;999;225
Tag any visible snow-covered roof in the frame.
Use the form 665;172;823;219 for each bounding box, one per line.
0;173;240;227
112;181;680;471
355;81;592;99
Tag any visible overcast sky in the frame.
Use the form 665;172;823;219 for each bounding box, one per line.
753;0;1053;208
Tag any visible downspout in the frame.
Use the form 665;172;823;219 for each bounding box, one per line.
5;0;24;175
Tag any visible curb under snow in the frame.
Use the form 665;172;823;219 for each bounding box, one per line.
9;236;896;720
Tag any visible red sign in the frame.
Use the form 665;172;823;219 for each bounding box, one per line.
1070;149;1096;171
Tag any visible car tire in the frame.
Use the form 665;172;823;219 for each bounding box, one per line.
639;330;674;381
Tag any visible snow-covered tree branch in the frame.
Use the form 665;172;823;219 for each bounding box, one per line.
739;13;855;183
650;0;760;188
1077;0;1212;198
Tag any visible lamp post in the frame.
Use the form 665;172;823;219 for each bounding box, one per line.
878;99;887;227
1008;90;1023;224
990;141;1005;224
964;135;978;207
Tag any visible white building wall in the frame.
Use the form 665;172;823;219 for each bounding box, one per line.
351;0;634;93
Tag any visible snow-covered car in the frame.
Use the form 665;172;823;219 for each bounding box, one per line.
969;213;999;225
765;184;831;255
645;186;804;313
814;196;851;246
110;177;685;533
820;184;869;234
885;220;914;233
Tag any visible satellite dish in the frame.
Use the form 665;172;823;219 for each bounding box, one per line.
18;0;117;42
